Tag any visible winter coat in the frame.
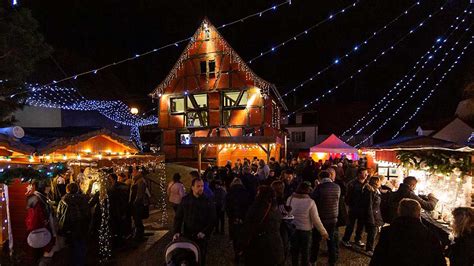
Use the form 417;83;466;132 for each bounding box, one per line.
283;180;298;200
213;187;227;211
287;193;328;235
345;179;365;216
388;183;438;223
334;179;348;227
256;165;270;182
370;216;446;266
173;193;216;239
240;173;258;201
311;178;340;226
225;184;251;221
238;200;285;266
344;166;357;182
361;184;383;226
447;232;474;266
380;185;392;223
167;181;185;205
57;193;91;239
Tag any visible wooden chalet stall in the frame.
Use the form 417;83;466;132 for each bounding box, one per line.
150;18;287;165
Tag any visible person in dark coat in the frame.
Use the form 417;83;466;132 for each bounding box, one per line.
57;183;90;266
311;169;340;265
334;171;348;227
388;176;438;223
370;198;446;266
447;207;474;266
282;170;298;200
225;178;252;263
341;168;368;247
379;175;393;223
108;173;132;246
237;185;285;266
173;178;216;266
360;176;384;255
213;180;227;234
240;166;258;201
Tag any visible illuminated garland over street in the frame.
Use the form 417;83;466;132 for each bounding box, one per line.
343;11;471;141
355;33;473;147
286;0;451;117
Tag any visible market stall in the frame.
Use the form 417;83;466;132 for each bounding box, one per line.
309;134;358;161
364;135;473;243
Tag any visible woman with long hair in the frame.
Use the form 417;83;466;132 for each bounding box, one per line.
448;207;474;266
238;185;284;266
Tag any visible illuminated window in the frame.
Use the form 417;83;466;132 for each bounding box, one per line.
170;97;185;113
187;94;208;109
186;111;208;127
223;91;248;107
179;133;192;145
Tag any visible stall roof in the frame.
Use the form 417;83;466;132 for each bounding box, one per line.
310;134;357;154
368;135;473;152
0;134;35;154
20;127;137;154
191;136;282;145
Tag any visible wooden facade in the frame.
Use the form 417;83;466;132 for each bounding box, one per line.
150;19;287;164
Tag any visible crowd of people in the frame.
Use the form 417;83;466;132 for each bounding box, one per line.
25;164;155;266
169;156;474;266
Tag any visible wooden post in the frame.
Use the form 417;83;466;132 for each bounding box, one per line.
198;144;202;174
266;144;271;162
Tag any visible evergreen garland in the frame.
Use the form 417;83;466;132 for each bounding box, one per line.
396;150;471;176
0;163;67;184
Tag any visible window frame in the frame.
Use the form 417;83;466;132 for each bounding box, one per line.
222;90;249;109
169;96;186;114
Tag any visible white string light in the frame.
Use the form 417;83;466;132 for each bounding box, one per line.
391;41;473;138
343;10;471;141
247;0;361;64
13;0;291;94
285;0;451;118
280;0;423;98
355;33;473;147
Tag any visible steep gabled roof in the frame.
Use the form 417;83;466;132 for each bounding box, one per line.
149;18;287;110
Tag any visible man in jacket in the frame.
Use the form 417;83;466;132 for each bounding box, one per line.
240;166;258;201
370;198;446;266
311;169;341;266
129;168;147;241
388;176;438;223
57;183;90;266
173;178;216;265
341;167;368;247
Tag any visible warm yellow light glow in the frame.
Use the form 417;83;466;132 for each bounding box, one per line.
77;154;81;160
45;155;51;160
130;107;139;115
84;149;92;154
62;155;68;160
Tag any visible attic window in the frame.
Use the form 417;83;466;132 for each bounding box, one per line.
203;23;211;41
200;60;216;77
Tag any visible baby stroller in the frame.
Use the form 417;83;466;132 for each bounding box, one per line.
165;238;200;266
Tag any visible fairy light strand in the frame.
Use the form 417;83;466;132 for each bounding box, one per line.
12;0;292;94
280;0;423;98
343;11;471;141
354;33;473;147
247;0;361;64
286;0;451;118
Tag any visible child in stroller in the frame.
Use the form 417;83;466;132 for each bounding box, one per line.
165;238;200;266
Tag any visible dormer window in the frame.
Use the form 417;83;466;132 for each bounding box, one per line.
203;23;211;41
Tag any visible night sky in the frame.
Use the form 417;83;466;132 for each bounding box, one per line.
15;0;474;141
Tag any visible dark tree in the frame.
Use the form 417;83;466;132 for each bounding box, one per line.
0;7;51;127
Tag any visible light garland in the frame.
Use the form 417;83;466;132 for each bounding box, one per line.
391;36;473;138
98;171;112;263
343;11;471;141
286;0;451;118
157;162;168;226
355;33;473;147
247;0;361;64
279;0;422;98
11;0;291;93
